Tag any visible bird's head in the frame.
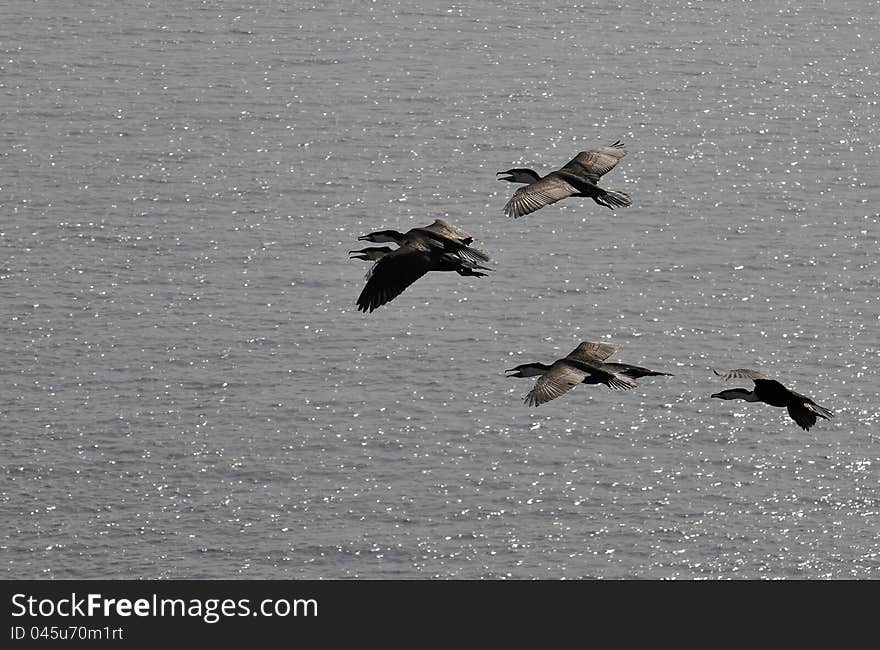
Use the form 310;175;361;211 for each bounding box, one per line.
358;230;404;243
496;168;541;184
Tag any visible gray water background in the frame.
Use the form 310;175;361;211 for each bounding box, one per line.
2;0;878;579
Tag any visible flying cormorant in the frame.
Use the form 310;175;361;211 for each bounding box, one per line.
497;141;632;218
506;340;671;407
711;368;834;431
353;220;491;313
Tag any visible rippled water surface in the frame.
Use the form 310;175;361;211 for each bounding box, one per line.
2;0;878;579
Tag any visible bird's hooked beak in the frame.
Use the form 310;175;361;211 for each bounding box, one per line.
357;234;370;241
349;248;368;259
496;171;514;182
710;392;722;399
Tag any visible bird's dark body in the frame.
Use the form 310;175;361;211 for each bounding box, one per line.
752;379;795;408
352;220;491;313
711;369;833;431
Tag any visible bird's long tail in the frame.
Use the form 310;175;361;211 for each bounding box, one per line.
455;260;493;277
806;402;834;420
593;189;632;210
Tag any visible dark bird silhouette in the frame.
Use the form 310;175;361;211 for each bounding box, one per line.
711;368;834;431
497;141;632;218
506;340;671;407
353;220;491;313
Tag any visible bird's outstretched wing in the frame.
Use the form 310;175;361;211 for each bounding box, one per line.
713;368;770;382
565;340;620;363
562;141;627;184
524;361;588;407
786;402;832;431
786;404;817;431
355;244;431;313
502;173;581;219
418;219;474;245
786;393;833;430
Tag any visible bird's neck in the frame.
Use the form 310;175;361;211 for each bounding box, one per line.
512;169;541;184
499;168;542;184
715;388;760;402
366;230;405;243
514;362;552;377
